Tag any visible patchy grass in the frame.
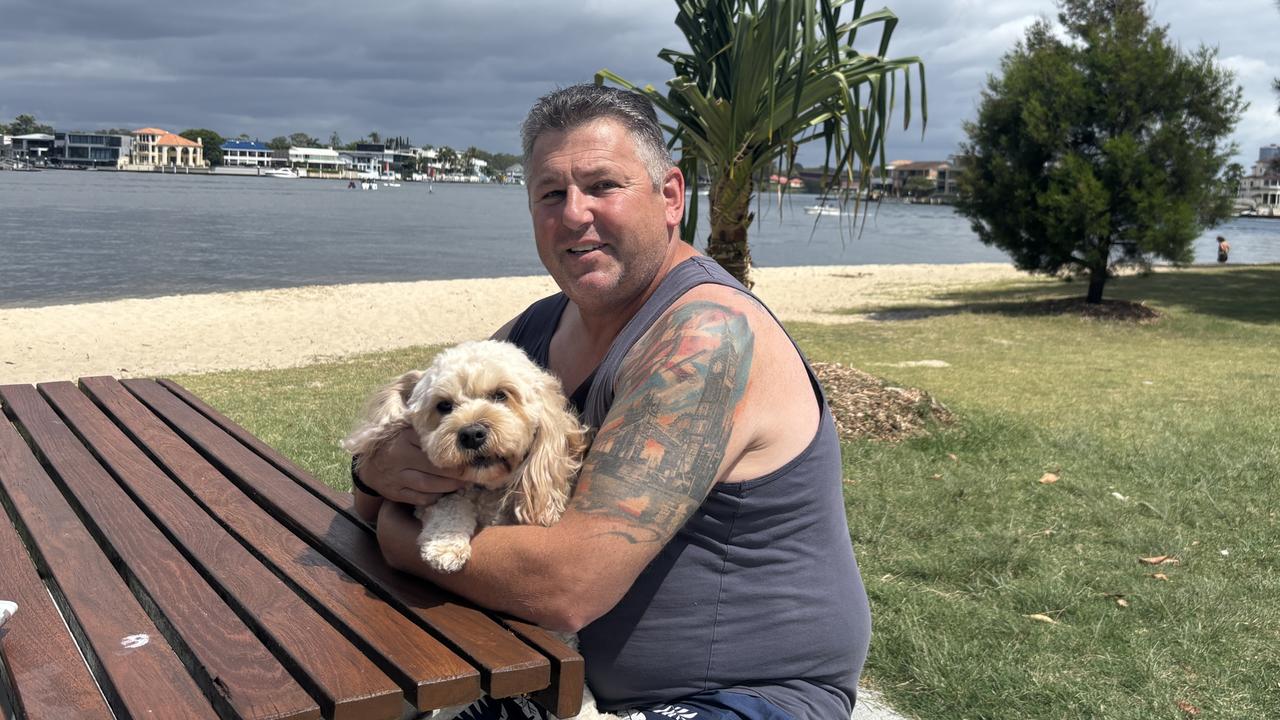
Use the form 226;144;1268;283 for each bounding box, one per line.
173;346;453;491
174;264;1280;720
791;264;1280;719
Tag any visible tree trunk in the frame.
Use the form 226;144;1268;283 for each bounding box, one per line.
706;166;755;288
1086;269;1108;304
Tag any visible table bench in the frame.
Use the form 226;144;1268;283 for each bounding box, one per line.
0;377;584;720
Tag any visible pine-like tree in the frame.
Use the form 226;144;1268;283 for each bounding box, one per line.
955;0;1244;303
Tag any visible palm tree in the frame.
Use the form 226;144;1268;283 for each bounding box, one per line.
599;0;926;286
437;146;459;173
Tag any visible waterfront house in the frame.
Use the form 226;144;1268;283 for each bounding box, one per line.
340;143;392;177
339;143;417;179
7;133;56;165
888;160;957;196
1239;145;1280;216
54;132;131;168
127;128;206;169
766;174;806;189
220;139;273;167
287;146;345;176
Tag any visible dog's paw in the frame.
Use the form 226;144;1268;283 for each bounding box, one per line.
421;533;472;573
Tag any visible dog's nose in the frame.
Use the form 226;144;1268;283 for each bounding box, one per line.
457;424;489;450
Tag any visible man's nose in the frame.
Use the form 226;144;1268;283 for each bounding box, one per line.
562;187;593;229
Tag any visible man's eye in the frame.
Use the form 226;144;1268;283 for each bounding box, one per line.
541;190;565;201
490;390;508;402
436;400;454;414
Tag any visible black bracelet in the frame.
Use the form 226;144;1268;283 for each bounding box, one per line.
350;455;382;498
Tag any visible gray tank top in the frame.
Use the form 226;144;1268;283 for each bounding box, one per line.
507;256;870;719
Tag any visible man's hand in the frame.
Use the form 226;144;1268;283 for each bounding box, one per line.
356;427;465;505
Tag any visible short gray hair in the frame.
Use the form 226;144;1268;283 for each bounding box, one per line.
520;83;673;188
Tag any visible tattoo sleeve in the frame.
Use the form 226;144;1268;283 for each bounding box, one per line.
572;300;754;544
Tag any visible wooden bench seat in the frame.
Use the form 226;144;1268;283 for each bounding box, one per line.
0;377;584;720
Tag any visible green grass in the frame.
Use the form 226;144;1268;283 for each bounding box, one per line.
174;264;1280;720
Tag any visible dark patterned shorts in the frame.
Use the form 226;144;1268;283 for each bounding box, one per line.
449;689;797;720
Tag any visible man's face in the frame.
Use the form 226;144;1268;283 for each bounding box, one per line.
526;118;682;313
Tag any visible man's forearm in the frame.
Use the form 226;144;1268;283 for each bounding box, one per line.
376;501;626;632
353;487;383;523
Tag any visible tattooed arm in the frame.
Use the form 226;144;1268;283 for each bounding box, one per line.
569;298;753;546
376;291;766;631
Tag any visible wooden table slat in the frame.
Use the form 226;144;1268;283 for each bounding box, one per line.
38;380;410;720
77;376;480;712
157;378;363;523
0;388;220;720
501;620;586;718
124;378;556;699
0;459;114;720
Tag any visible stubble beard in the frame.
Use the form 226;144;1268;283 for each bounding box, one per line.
567;241;667;317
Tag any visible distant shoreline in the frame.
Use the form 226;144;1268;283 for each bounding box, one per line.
2;259;1263;313
1;263;1026;385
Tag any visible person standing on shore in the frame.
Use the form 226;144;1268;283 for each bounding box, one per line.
1217;235;1230;263
352;84;870;720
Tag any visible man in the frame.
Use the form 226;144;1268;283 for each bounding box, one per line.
354;84;870;720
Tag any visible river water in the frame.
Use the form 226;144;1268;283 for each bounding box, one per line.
2;170;1275;308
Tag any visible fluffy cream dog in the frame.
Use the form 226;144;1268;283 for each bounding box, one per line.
342;340;621;719
342;339;590;572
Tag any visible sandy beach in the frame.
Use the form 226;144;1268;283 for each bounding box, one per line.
0;263;1023;385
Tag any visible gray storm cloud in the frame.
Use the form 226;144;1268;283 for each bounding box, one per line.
1;0;1275;163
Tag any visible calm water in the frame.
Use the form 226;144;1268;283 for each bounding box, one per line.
2;170;1276;308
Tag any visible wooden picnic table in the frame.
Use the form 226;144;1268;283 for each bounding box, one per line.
0;376;583;720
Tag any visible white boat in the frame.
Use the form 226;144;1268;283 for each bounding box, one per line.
804;204;843;217
262;167;299;179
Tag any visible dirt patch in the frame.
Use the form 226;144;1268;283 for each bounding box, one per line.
812;362;957;442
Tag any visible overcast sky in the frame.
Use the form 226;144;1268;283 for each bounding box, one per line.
2;0;1277;167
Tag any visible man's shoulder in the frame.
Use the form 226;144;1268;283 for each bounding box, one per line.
618;281;783;382
664;281;768;322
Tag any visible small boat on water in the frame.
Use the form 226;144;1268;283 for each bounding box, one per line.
1239;208;1280;219
262;167;299;179
804;204;843;217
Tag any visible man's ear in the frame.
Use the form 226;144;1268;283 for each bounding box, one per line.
662;165;686;229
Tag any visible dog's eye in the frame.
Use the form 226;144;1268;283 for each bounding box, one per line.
490;390;508;403
436;400;454;414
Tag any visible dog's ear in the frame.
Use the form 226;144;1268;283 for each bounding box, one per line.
509;390;590;527
340;370;424;458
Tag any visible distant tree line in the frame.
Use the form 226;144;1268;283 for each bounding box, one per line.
1;114;54;135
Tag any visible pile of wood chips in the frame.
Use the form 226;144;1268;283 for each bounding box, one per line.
1018;297;1163;323
812;362;956;443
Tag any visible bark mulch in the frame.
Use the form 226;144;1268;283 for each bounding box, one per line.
1005;297;1163;323
812;362;957;443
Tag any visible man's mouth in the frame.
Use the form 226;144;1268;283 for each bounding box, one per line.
567;243;605;256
